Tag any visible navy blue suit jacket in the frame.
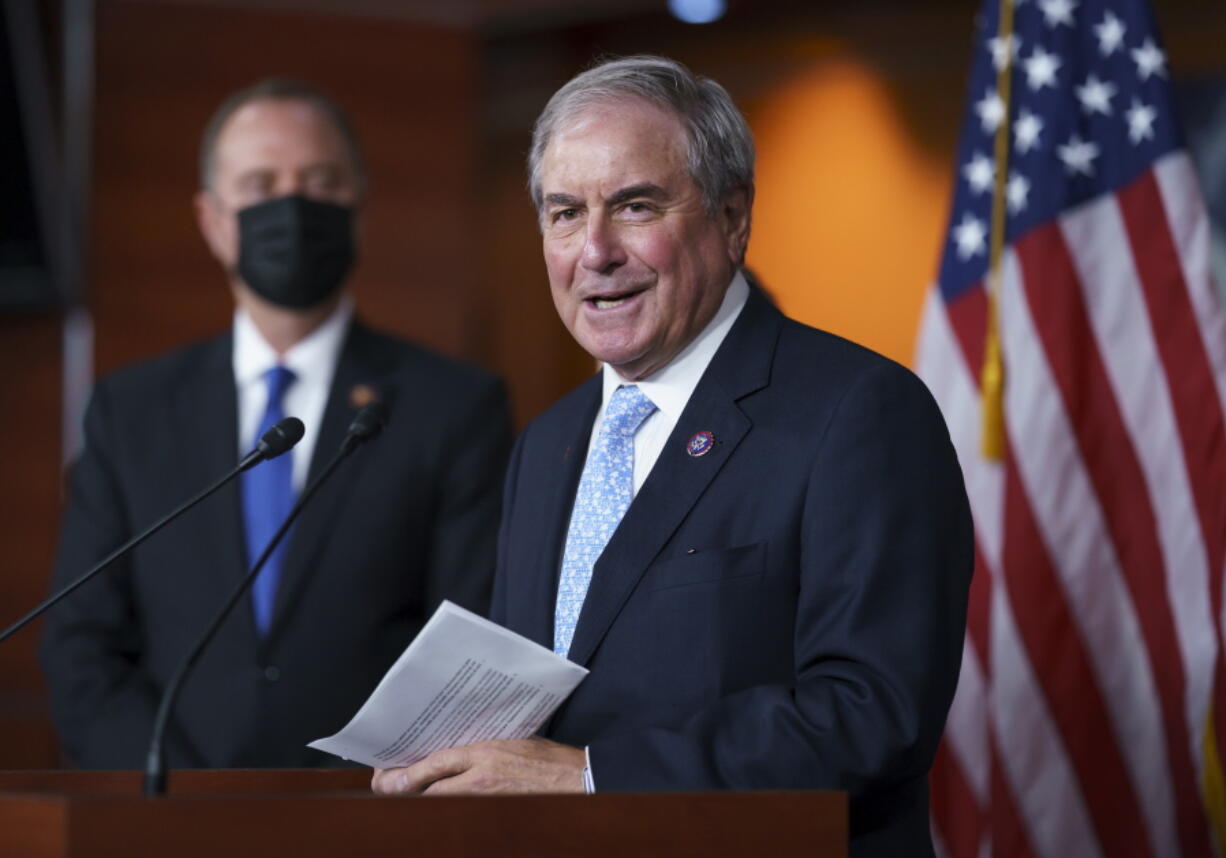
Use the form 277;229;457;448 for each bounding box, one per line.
492;287;972;856
41;320;512;769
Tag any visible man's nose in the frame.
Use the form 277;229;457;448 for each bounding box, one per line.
580;217;626;274
278;176;307;198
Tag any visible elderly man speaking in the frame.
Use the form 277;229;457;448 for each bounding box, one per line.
374;55;972;857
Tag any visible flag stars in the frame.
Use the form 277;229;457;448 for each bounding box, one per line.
1131;39;1167;80
1038;0;1076;28
1023;46;1062;91
1126;99;1157;143
988;34;1021;71
976;88;1007;133
1007;171;1031;213
963;152;996;194
1058;134;1100;176
1014;108;1044;154
1076;75;1117;115
953;213;988;260
1094;11;1126;56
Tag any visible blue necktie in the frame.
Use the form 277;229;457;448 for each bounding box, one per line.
242;365;297;635
554;384;657;657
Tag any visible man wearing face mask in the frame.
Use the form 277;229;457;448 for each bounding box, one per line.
39;78;513;769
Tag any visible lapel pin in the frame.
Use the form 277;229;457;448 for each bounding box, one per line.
349;384;379;410
686;430;715;457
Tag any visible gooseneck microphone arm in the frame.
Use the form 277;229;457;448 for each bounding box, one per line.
143;402;387;797
0;417;306;646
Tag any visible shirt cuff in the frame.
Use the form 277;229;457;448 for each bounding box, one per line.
582;745;595;794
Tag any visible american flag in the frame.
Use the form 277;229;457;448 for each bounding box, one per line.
917;0;1226;856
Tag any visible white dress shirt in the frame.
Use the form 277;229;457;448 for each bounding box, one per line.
232;297;354;492
589;271;750;494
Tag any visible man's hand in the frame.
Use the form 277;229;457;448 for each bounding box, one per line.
370;737;585;796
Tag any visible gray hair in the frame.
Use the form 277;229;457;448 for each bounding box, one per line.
528;55;755;217
198;77;366;193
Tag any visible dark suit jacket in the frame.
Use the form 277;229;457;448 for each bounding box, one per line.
41;320;512;769
492;288;972;856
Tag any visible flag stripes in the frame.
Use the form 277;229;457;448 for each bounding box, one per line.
1018;218;1205;856
989;730;1039;858
922;152;1225;856
932;736;984;858
1121;171;1226;595
988;548;1104;858
1002;441;1158;858
920;0;1226;851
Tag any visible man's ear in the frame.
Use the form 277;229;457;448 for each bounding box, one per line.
721;185;753;265
194;189;227;262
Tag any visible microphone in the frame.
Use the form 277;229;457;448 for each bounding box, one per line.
0;417;305;645
143;402;387;796
242;416;305;469
341;400;387;453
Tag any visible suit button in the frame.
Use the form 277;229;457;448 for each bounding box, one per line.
263;665;281;683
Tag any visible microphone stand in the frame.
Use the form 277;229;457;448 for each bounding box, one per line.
143;405;384;797
0;418;304;645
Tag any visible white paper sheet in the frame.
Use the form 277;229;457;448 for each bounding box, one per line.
308;601;588;769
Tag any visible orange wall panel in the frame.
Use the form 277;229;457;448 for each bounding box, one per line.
748;57;951;369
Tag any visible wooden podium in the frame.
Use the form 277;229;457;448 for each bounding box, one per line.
0;769;846;857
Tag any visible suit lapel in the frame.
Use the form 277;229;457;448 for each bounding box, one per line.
520;378;601;649
176;335;254;637
565;288;782;667
263;321;389;647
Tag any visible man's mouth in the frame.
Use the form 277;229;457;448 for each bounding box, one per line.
587;288;645;310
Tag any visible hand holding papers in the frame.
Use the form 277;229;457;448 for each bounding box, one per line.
309;601;588;769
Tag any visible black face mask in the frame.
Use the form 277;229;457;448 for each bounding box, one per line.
236;195;356;309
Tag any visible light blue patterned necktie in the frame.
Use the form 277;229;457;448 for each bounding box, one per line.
242;365;297;635
554;384;657;657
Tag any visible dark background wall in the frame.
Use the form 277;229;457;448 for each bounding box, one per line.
1;0;1222;768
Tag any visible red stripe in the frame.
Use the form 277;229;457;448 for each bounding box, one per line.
966;543;991;678
1118;169;1226;611
1001;440;1154;856
1016;222;1211;856
945;283;988;391
1118;169;1226;797
930;739;983;858
989;724;1039;858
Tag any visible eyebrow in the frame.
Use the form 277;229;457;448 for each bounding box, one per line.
606;183;668;207
543;183;671;210
544;193;583;208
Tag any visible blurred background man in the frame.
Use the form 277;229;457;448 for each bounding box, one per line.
39;78;513;769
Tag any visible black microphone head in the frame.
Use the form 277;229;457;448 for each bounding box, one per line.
347;401;388;443
258;417;305;460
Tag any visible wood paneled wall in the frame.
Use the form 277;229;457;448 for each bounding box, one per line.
0;314;64;767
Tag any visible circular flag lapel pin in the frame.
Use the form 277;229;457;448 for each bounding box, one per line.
686;430;715;457
349;384;380;409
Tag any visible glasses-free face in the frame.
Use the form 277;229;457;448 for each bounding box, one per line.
538;100;749;381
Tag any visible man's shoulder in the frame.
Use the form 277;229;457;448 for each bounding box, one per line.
94;334;230;403
773;313;930;401
347;320;502;394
